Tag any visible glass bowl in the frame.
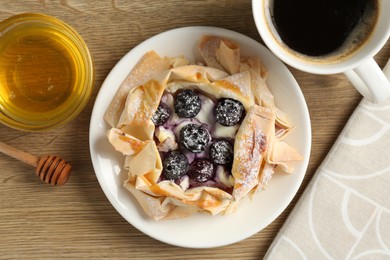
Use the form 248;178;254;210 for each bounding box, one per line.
0;13;94;131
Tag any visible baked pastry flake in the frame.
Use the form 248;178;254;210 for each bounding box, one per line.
104;35;303;220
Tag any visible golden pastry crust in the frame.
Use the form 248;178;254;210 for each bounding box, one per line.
232;105;275;201
104;51;171;128
105;35;303;220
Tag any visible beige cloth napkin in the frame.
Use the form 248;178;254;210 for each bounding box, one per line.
265;61;390;260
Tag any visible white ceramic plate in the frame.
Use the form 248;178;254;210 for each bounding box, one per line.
89;26;311;248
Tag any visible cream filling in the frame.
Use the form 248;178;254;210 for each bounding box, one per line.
155;91;240;191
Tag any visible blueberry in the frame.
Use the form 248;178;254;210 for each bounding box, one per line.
174;89;201;118
215;98;245;126
152;102;170;126
210;140;233;165
188;159;215;183
180;124;211;153
162;151;189;180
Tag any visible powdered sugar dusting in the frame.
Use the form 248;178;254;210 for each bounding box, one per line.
258;163;276;191
233;118;267;200
217;71;251;96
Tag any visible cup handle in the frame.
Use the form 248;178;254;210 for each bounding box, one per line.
344;58;390;103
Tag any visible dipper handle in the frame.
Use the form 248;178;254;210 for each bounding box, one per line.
0;142;71;185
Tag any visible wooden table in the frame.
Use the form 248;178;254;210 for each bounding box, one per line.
0;1;389;259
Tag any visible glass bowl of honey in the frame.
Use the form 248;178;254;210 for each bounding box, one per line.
0;13;93;131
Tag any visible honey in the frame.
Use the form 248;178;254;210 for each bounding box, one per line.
0;13;93;131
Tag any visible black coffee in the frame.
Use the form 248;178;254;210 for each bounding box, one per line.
272;0;378;57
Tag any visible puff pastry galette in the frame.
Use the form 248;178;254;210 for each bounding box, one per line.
104;35;303;220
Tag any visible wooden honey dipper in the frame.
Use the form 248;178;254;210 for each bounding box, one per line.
0;142;71;185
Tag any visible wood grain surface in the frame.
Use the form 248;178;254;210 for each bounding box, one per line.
0;1;389;259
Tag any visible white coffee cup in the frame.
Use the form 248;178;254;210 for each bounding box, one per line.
252;0;390;103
